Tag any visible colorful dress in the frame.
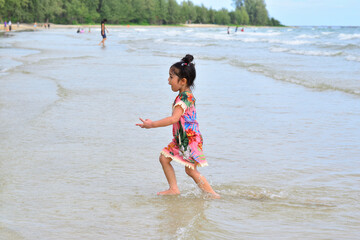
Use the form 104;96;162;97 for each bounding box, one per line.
161;91;208;169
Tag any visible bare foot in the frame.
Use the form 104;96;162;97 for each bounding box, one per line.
211;193;221;199
157;188;180;195
204;192;221;199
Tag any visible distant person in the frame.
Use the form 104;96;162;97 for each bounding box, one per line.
4;21;7;31
48;23;50;28
136;54;220;198
235;26;238;32
227;26;230;34
17;21;20;28
8;20;12;31
99;19;109;47
241;28;244;32
34;22;37;29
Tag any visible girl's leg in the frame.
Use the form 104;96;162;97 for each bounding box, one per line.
185;166;220;198
158;154;180;195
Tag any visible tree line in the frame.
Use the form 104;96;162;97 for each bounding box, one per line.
0;0;282;26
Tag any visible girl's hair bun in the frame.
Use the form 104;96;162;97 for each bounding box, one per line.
182;54;194;64
171;54;196;88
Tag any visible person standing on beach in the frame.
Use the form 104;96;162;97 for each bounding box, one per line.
4;21;7;31
136;54;220;198
99;19;109;47
8;20;12;31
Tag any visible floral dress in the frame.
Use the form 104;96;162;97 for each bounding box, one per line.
161;91;208;169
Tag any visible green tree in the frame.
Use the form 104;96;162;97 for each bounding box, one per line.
39;0;63;23
0;0;281;26
1;0;31;21
180;1;197;24
233;0;244;9
144;0;157;24
167;0;180;24
244;0;268;25
154;0;168;24
207;8;215;24
195;4;208;23
214;8;230;25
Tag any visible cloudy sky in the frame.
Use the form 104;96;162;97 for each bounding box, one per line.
177;0;360;26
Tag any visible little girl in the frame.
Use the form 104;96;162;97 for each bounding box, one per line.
136;54;220;198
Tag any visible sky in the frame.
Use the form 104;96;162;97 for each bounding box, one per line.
177;0;360;26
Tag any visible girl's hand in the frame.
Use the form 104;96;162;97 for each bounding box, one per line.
136;118;153;129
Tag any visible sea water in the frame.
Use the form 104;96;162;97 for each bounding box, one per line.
0;26;359;239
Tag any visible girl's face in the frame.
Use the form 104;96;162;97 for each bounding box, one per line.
168;68;184;92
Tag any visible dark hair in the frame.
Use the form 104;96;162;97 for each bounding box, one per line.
102;19;107;24
171;54;196;88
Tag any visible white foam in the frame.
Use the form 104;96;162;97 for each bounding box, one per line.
321;31;334;35
346;55;360;62
154;38;164;43
268;39;310;45
241;38;260;43
166;41;210;47
269;47;342;57
338;33;360;40
296;34;320;39
133;28;148;32
242;31;281;37
290;49;342;57
165;30;183;36
269;47;289;53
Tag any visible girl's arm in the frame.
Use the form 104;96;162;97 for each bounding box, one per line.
136;105;183;129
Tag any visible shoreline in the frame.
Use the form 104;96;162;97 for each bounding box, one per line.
1;23;290;32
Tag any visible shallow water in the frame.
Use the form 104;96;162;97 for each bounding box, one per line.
1;27;360;239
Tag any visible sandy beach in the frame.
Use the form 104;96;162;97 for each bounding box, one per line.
1;22;284;33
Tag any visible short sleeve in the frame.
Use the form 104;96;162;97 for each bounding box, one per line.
173;92;195;115
173;98;187;114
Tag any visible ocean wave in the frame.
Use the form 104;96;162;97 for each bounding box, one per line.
240;31;282;37
268;39;311;45
238;38;310;46
133;28;148;32
193;32;227;41
0;66;8;72
296;34;320;39
269;47;289;53
269;47;342;57
338;33;360;40
163;40;216;47
316;42;360;50
240;38;260;43
229;59;360;96
291;49;342;57
321;31;335;35
345;55;360;62
164;30;183;36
